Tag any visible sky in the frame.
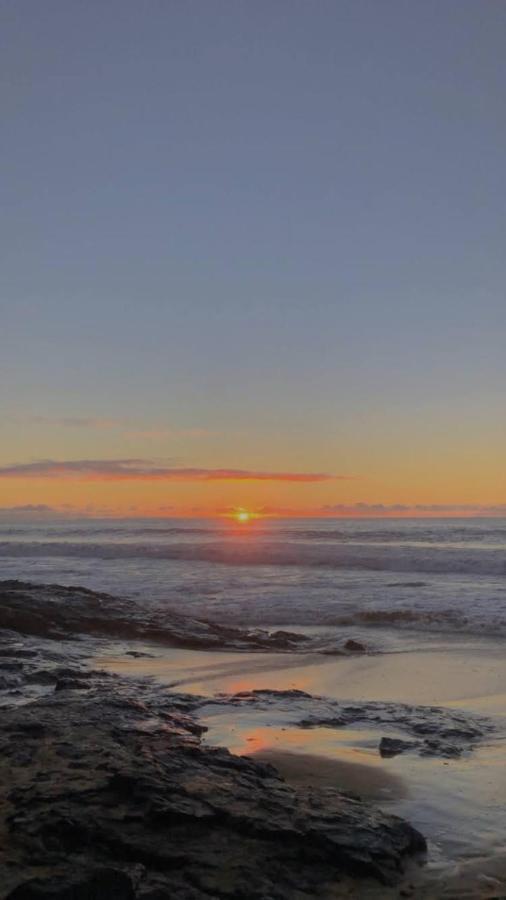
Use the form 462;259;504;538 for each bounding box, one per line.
1;0;505;517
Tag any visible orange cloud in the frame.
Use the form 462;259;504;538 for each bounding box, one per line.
0;459;339;483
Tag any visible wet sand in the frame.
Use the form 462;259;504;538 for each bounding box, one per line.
253;748;407;799
251;747;506;900
95;634;506;713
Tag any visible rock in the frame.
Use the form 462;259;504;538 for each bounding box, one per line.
0;580;314;654
6;869;135;899
0;648;37;659
0;580;494;897
268;630;311;647
54;678;91;691
344;639;366;653
0;675;426;898
0;661;24;671
420;740;462;758
201;690;491;759
379;737;418;758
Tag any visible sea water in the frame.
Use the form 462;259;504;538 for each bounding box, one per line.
4;515;506;892
0;516;505;646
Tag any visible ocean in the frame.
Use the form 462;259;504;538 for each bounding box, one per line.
3;515;506;893
1;516;505;648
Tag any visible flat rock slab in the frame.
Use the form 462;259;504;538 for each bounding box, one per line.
198;688;491;758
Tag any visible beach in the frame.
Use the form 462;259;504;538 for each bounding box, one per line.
94;635;506;898
1;517;505;897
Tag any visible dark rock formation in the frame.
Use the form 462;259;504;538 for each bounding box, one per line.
0;580;314;653
1;579;495;897
6;869;136;899
379;737;417;758
344;638;367;653
0;672;426;899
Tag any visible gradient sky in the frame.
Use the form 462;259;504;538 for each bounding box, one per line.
1;0;505;516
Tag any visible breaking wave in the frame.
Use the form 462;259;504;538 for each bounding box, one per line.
0;539;505;577
1;518;505;643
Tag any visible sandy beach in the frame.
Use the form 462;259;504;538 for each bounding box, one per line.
1;577;505;898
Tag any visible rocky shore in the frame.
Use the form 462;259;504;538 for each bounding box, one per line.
0;580;494;898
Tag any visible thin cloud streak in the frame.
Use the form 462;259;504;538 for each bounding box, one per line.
321;503;506;516
4;416;212;438
5;415;129;429
0;504;56;515
0;459;338;483
125;428;211;439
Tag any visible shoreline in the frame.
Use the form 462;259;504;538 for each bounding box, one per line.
0;580;429;898
1;579;506;898
97;634;506;897
94;634;506;708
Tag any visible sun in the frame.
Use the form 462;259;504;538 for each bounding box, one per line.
235;510;251;523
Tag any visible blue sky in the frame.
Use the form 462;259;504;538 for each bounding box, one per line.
1;0;505;514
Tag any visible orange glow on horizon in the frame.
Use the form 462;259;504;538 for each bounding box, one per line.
0;470;504;520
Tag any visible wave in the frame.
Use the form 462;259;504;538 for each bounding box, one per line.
334;608;465;627
0;539;505;577
280;526;506;544
0;526;214;539
1;521;506;545
322;607;506;639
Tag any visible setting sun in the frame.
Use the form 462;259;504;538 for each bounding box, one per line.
235;510;251;523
